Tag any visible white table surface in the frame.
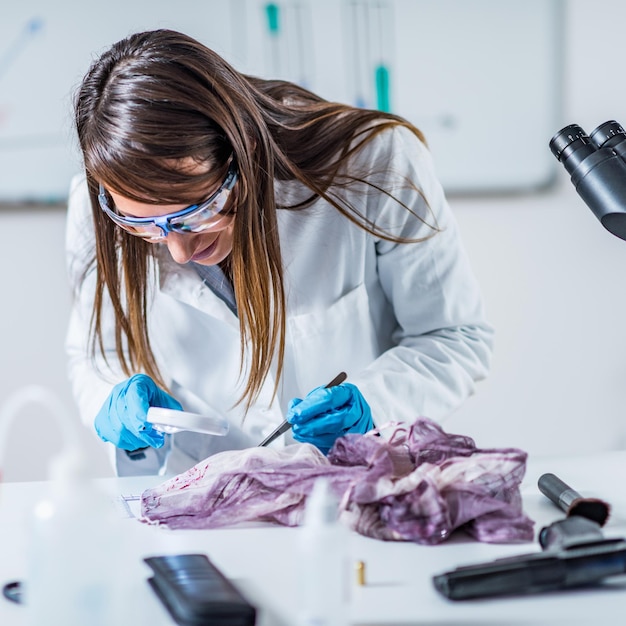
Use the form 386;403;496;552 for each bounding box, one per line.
2;450;626;625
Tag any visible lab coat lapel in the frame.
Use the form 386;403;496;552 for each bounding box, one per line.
156;251;239;329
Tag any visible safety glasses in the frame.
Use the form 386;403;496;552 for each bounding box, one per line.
98;161;238;241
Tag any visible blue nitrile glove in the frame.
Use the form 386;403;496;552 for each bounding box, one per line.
94;374;182;450
287;383;374;454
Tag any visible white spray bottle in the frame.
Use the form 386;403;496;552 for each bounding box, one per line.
297;477;350;626
0;385;129;626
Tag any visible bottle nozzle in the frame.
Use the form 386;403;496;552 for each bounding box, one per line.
304;478;340;526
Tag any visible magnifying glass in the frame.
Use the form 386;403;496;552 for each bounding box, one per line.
146;408;229;436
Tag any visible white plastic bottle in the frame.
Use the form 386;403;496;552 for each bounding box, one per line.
26;450;128;626
0;385;129;626
297;478;349;626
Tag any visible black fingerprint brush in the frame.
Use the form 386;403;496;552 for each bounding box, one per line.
538;472;611;527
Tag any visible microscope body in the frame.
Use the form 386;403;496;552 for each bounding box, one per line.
550;120;626;240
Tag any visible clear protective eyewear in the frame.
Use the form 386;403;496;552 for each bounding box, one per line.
98;160;238;241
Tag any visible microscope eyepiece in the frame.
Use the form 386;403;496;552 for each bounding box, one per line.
589;120;626;149
549;124;597;176
549;124;591;162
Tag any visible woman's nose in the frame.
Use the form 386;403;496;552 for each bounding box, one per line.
164;232;195;264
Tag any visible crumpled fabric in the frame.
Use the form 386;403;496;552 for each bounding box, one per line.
140;417;534;544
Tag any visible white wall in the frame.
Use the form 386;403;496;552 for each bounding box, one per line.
445;0;626;454
2;0;626;480
0;208;112;481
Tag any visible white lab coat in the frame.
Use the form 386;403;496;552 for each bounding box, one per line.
65;126;494;476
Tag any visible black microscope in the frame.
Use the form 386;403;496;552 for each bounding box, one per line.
550;120;626;240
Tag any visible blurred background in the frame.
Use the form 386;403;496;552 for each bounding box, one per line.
1;0;625;480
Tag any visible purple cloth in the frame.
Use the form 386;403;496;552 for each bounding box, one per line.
140;418;534;544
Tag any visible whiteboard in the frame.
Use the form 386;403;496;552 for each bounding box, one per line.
0;0;562;203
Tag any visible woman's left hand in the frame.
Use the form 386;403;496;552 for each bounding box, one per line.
286;383;373;454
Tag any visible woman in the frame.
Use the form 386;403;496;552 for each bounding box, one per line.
66;29;493;476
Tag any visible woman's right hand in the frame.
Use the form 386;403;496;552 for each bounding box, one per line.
94;374;182;450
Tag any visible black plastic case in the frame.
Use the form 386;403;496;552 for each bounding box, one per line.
144;554;256;626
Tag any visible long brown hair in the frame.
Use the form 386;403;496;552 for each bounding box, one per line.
74;29;437;409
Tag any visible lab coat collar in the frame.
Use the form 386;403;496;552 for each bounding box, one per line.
155;246;239;328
